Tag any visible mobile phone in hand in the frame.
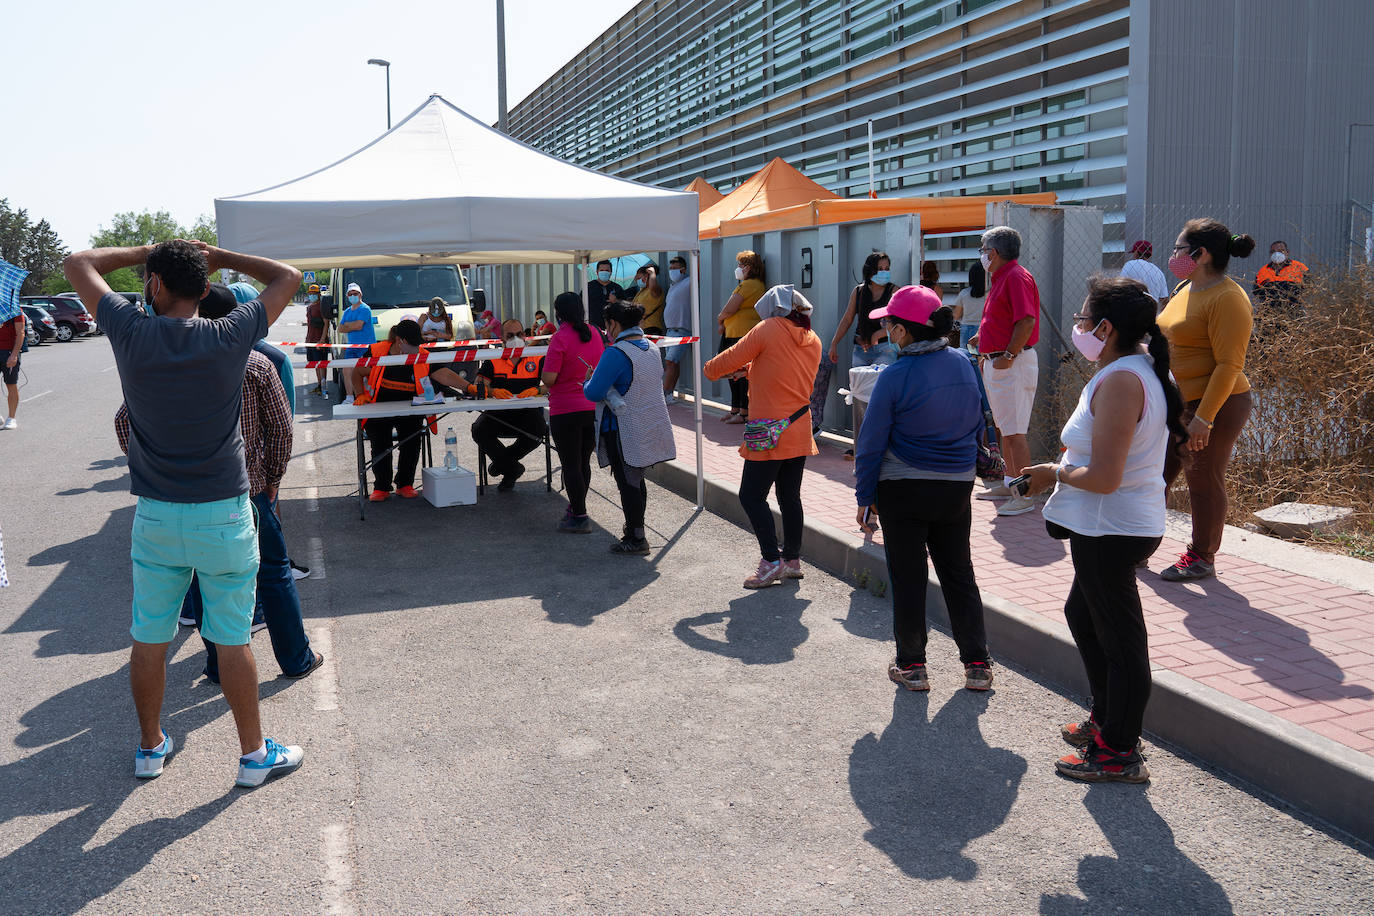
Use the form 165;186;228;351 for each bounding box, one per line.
1008;474;1031;496
862;506;879;531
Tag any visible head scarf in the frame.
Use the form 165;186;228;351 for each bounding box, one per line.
227;282;259;305
754;284;814;320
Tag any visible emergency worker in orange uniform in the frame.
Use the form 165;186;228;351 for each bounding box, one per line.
1252;240;1308;317
470;318;547;492
357;319;430;502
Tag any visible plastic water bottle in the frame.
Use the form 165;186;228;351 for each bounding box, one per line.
420;375;438;402
443;426;459;471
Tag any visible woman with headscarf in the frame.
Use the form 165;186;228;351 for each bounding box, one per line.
583;300;676;555
705;284;822;588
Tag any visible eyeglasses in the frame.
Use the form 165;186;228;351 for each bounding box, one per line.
978;246;994;254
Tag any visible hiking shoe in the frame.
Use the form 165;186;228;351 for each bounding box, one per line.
610;535;651;556
284;651;325;680
1160;548;1215;582
397;485;419;499
996;494;1036;516
781;559;804;579
1061;717;1100;748
744;558;784;588
134;730;174;779
1055;739;1150;784
977;483;1013;500
557;514;592;533
235;738;304;788
369;489;391;502
964;661;994;691
497;462;525;492
888;662;930;692
290;561;310;580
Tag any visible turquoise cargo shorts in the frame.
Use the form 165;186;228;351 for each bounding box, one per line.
130;494;259;646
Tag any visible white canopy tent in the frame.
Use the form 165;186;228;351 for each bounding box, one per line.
215;94;705;507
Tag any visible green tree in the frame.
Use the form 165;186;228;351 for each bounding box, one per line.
89;210;222;282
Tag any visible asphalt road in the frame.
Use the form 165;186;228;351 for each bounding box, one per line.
2;310;1372;914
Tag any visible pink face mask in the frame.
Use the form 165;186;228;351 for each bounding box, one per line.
1168;250;1198;280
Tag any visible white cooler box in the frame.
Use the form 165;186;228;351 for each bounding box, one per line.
422;465;477;507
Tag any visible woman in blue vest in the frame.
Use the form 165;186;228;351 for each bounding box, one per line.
583;300;676;555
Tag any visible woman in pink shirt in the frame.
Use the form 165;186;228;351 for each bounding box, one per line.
541;292;606;533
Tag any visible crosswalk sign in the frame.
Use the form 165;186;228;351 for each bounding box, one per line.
303;270;316;283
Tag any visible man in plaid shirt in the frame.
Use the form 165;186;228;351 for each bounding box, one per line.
116;284;322;684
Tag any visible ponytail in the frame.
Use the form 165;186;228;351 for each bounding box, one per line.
1146;323;1190;459
553;291;591;343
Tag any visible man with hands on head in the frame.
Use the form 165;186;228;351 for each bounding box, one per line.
63;239;306;788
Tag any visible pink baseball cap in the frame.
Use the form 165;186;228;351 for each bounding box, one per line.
868;285;941;326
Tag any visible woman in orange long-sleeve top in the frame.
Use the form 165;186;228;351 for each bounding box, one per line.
1156;218;1257;581
705;285;822;589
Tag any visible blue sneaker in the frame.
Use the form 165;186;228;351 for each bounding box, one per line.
134;730;174;779
235;738;304;788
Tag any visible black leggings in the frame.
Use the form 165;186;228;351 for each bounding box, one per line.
719;335;749;413
1060;526;1162;752
875;478;988;667
603;430;647;535
550;411;596;516
738;456;806;562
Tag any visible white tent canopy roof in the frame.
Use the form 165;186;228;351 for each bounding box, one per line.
215;94;699;267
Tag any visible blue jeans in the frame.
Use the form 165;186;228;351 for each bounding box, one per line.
184;492;314;679
851;342;898;367
959;323;979;349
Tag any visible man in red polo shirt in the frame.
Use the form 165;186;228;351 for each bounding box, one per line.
974;225;1040;516
0;307;26;430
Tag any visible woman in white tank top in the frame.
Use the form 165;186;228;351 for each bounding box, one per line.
1024;277;1189;785
420;298;453;343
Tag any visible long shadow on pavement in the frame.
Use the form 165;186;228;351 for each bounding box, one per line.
1039;784;1233;914
1141;573;1374;702
674;588;810;664
0;648;258;915
848;688;1025;880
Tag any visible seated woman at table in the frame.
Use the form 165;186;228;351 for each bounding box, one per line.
357;319;429;502
420;297;454;343
469;319;547;492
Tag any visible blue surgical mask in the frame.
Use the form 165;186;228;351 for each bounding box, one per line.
307;294;319;303
347;294;361;306
598;270;612;282
874;270;891;285
669;268;683;283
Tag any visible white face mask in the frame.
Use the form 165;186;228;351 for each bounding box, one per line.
1072;320;1107;362
979;252;993;271
669;268;683;283
734;266;746;281
506;336;526;348
1270;251;1287;265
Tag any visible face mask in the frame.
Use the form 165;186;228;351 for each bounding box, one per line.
347;294;361;306
873;270;891;285
979;252;992;271
597;270;611;282
143;279;158;316
1270;251;1287;265
669;268;683;283
307;294;319;304
1072;320;1107;361
506;336;526;348
734;266;746;281
1168;252;1198;280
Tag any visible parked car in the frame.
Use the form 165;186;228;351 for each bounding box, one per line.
20;304;57;346
20;296;96;341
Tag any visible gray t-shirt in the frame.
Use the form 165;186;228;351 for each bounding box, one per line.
663;276;693;330
98;291;268;502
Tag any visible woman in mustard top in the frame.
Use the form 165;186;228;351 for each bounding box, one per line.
716;249;766;423
1156;218;1257;581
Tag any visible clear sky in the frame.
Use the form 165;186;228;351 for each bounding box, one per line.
0;0;638;251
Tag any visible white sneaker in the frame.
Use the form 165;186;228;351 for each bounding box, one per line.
235;738;304;788
290;561;310;580
2;417;16;430
976;484;1012;500
342;395;355;406
134;730;174;779
996;494;1037;516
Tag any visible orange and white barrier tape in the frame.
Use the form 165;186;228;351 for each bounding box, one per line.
290;335;700;371
267;337;505;349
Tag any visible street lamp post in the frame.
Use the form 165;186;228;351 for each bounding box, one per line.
367;58;392;130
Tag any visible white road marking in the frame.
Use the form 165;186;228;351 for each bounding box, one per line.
306;535;325;577
100;364;117;373
21;390;52;403
321;823;355;915
304;485;320;513
312;626;337;711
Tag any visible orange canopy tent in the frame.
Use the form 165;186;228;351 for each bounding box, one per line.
683;177;724;211
714;191;1058;239
698;158;839;238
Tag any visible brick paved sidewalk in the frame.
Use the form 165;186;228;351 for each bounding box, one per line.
669;403;1374;756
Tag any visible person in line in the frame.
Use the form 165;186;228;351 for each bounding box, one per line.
661;255;692;404
1156;220;1257;581
1252;239;1308;316
529;310;557;337
585;259;625;329
829;251;898;369
115;285;322;686
1023;276;1189;783
225;281;297;416
468;318;546;492
633;264;666;336
357;320;430;502
584;300;676;555
338;281;376;405
542;291;606;532
705;284;822;587
64;238;305;788
715;250;766;424
1120;240;1171;311
975;226;1041;517
953;261;986;349
303;284;330;395
0;305;25;430
853;286;993;692
421;297;455;343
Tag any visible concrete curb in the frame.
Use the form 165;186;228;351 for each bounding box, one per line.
646;456;1374;846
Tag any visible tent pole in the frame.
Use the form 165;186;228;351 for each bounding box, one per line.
689;249;704;511
578;253;589;321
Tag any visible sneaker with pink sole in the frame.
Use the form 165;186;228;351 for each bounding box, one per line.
744;558;784;589
781;559;804;580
